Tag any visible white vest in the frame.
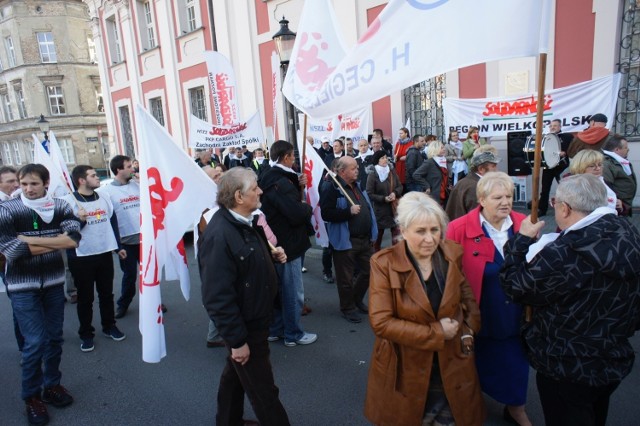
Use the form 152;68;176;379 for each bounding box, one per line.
61;194;118;256
97;181;140;238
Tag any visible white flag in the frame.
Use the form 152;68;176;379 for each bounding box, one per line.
48;132;74;191
283;0;552;119
297;137;328;247
32;134;70;198
135;104;217;363
204;51;241;126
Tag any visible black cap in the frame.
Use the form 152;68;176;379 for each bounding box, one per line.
590;113;608;123
372;150;387;165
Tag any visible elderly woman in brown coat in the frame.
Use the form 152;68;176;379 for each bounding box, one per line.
364;192;485;426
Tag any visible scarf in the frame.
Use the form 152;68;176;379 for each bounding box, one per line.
433;156;448;167
274;163;297;174
602;150;632;175
375;165;390;182
21;192;56;223
450;140;464;154
355;150;373;161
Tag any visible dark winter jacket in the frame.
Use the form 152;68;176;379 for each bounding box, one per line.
405;146;425;187
259;165;312;260
366;165;403;229
501;213;640;386
198;208;278;349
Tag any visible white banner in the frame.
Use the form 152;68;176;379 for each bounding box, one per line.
189;111;264;150
283;0;551;119
299;108;370;147
443;74;622;138
204;51;241;126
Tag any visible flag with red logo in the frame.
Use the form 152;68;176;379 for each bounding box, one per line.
204;51;241;126
135;104;217;363
296;137;329;247
283;0;552;119
32;134;71;198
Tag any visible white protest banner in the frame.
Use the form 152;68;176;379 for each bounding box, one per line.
301;108;371;146
296;136;329;248
204;51;241;126
443;74;622;137
283;0;551;119
189;111;264;150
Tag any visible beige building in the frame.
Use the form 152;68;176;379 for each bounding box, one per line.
0;0;109;177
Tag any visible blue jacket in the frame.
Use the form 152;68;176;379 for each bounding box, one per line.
319;176;378;250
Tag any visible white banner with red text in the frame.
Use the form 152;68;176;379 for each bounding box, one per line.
204;51;241;126
443;74;621;138
297;108;370;148
189;111;264;150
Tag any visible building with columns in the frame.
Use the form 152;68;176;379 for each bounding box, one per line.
84;0;637;203
0;0;109;174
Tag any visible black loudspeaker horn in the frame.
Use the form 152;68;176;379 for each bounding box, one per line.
507;131;532;176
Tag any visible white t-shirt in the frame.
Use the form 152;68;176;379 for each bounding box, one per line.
98;180;140;238
61;193;118;256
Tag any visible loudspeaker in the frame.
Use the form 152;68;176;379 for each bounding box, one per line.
507;131;532;176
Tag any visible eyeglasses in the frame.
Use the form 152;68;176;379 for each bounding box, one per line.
551;197;572;210
585;163;603;170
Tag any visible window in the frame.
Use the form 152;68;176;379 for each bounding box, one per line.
616;3;640;137
186;0;197;32
57;138;75;164
107;17;123;63
47;86;66;115
138;1;156;50
119;106;136;158
12;141;21;165
149;97;165;126
16;89;27;119
96;87;104;113
177;0;200;34
3;143;12;165
189;86;207;121
403;75;447;140
5;36;16;67
37;32;57;63
1;93;13;121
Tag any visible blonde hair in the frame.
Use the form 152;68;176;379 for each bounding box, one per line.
426;141;444;159
476;171;514;201
396;191;448;234
569;150;604;175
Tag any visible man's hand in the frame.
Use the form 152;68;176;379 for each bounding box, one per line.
519;215;545;239
117;249;127;260
271;246;287;263
439;318;460;340
77;207;88;222
350;205;361;215
298;174;308;187
231;343;250;365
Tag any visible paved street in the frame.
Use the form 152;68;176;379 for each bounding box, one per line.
1;207;640;425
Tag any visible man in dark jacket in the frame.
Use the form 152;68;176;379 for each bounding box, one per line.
198;167;290;426
602;134;636;216
566;112;610;158
405;134;427;192
501;173;640;426
259;140;318;347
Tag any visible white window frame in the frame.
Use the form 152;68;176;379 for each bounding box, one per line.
149;96;165;126
186;0;197;32
5;36;16;67
106;17;123;64
57;138;75;164
36;32;57;63
139;1;156;50
176;0;201;34
1;93;14;121
46;85;66;115
188;86;208;121
12;141;21;165
16;89;27;119
3;143;12;165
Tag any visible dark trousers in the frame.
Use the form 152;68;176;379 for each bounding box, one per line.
536;372;619;426
216;329;290;426
539;163;567;214
332;236;372;312
3;271;24;351
117;244;139;309
322;244;333;276
68;252;116;338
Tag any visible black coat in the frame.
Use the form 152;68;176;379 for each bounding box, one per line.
259;166;312;259
366;166;403;229
412;158;444;201
502;213;640;386
405;146;425;187
198;208;278;349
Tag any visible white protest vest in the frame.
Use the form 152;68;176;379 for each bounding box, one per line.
62;194;118;256
97;181;140;238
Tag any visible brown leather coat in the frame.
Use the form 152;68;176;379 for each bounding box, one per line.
364;240;485;426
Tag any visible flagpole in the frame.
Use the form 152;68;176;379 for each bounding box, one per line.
301;114;308;202
525;52;548;322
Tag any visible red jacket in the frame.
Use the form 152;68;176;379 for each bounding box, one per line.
445;206;525;302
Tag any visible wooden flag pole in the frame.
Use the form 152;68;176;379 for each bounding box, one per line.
301;114;308;202
525;52;548;322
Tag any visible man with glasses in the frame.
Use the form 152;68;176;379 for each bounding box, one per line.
501;173;640;426
602;134;636;216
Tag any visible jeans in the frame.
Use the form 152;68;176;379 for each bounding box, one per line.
536;372;619;426
11;285;66;399
333;236;372;312
117;244;140;310
322;245;333;276
208;319;220;342
2;271;24;351
216;329;290;426
68;252;116;338
269;257;304;342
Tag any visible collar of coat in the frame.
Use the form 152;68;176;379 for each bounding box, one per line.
462;206;523;240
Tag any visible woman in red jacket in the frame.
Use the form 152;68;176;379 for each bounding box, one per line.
446;171;532;426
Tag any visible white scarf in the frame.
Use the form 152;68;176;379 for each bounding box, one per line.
602;150;632;175
525;206;617;262
375;165;390;182
433;156;448;168
274;163;297;174
450;140;464;154
21;192;56;223
355;150;373;161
